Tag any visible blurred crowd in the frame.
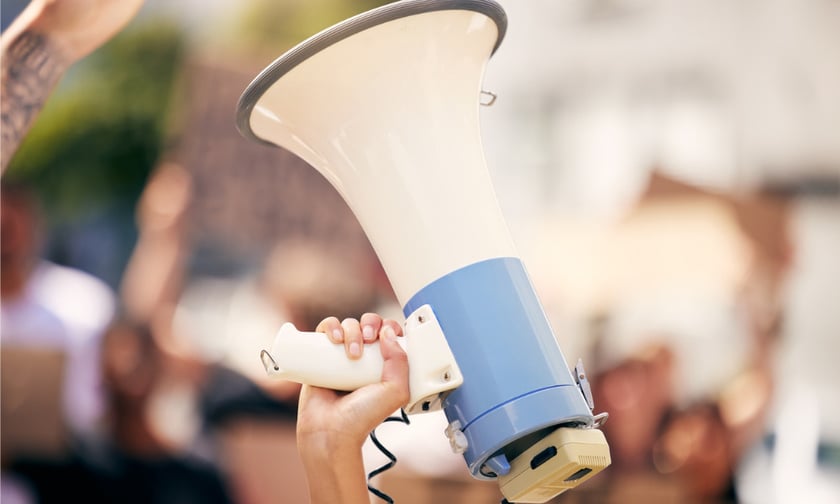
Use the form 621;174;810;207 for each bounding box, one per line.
2;159;800;504
1;163;393;503
2;1;837;503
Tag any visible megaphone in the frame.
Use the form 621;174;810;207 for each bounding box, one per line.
237;1;610;502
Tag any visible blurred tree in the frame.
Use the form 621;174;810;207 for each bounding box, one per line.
4;19;185;224
231;0;391;56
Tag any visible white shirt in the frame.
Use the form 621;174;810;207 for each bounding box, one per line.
1;261;116;433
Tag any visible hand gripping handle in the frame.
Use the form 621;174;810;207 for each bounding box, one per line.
260;304;463;414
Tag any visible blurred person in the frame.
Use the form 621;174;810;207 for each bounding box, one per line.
119;161;193;328
646;358;773;504
556;176;793;504
594;342;676;472
120;163;378;416
100;310;411;504
9;315;235;504
578;322;777;504
650;192;790;503
2;0;152;450
1;170;407;504
563;341;685;504
1;0;144;172
652;403;736;502
116;162;298;501
2;4;144;501
5;303;409;504
190;239;385;504
119;162;394;502
91;315;233;504
1;182;116;436
2;0;147;463
1;182;117;503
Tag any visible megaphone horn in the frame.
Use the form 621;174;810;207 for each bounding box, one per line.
237;1;610;502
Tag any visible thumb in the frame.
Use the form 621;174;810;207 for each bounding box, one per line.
379;325;409;392
343;325;409;429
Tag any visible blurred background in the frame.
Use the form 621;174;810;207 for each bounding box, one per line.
1;0;838;503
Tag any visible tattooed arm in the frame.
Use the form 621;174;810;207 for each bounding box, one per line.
1;0;144;173
1;30;65;171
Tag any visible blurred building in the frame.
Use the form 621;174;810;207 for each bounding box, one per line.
483;0;840;223
168;55;373;271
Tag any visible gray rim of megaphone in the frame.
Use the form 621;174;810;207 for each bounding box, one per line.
235;0;508;145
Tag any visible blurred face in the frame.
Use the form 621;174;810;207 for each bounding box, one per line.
597;361;661;465
593;345;675;468
102;323;160;402
652;405;731;498
0;189;41;297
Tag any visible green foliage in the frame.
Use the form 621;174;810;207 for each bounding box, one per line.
232;0;392;55
5;20;185;224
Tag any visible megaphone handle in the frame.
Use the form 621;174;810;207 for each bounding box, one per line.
260;305;463;413
261;322;393;390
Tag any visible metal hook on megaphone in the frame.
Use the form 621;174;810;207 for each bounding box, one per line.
480;90;497;106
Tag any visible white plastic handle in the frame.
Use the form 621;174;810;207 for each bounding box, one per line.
260;304;463;414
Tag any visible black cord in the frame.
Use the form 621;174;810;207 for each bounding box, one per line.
366;408;410;503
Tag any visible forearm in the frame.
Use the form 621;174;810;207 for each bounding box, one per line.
120;231;187;322
300;438;370;504
1;0;145;174
1;17;68;172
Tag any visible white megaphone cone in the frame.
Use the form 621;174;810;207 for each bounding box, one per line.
238;1;610;502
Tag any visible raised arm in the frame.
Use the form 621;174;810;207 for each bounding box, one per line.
296;314;409;504
1;0;144;172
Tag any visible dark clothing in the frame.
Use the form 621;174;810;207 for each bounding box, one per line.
199;363;296;429
11;364;295;504
11;436;233;504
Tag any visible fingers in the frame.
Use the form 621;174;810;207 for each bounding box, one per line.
316;317;344;344
299;315;410;447
359;312;383;343
379;318;403;339
341;318;364;359
316;314;404;360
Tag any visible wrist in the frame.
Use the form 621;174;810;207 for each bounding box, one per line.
299;436;369;504
298;428;365;466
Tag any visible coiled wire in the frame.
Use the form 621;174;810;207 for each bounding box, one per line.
366;409;410;503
